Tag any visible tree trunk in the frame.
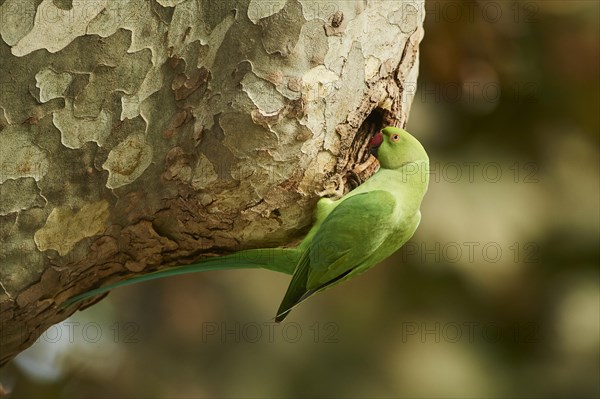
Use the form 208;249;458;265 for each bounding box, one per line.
0;0;424;365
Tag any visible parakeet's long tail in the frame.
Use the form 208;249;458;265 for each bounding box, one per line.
62;248;300;308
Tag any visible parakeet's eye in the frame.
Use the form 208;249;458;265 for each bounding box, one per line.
391;134;401;142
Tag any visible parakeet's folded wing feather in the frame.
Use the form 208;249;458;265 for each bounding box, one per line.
306;190;398;289
275;249;312;322
275;191;398;320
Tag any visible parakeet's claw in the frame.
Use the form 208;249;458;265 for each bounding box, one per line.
316;175;346;199
349;155;379;188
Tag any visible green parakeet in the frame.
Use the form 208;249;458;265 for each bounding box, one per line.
63;127;429;322
274;126;429;320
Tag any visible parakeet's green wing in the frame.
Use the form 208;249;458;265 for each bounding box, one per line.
275;190;398;321
307;190;397;289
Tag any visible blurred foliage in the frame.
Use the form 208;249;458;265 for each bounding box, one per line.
2;1;598;398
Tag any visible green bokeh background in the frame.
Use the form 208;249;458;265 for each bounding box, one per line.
3;1;598;397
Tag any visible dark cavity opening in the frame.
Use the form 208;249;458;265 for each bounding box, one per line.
353;107;394;164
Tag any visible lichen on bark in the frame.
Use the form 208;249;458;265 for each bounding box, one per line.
0;0;425;365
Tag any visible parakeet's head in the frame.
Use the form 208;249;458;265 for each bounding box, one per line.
369;126;428;169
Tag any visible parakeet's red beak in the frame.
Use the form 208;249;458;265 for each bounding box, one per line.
369;132;383;156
